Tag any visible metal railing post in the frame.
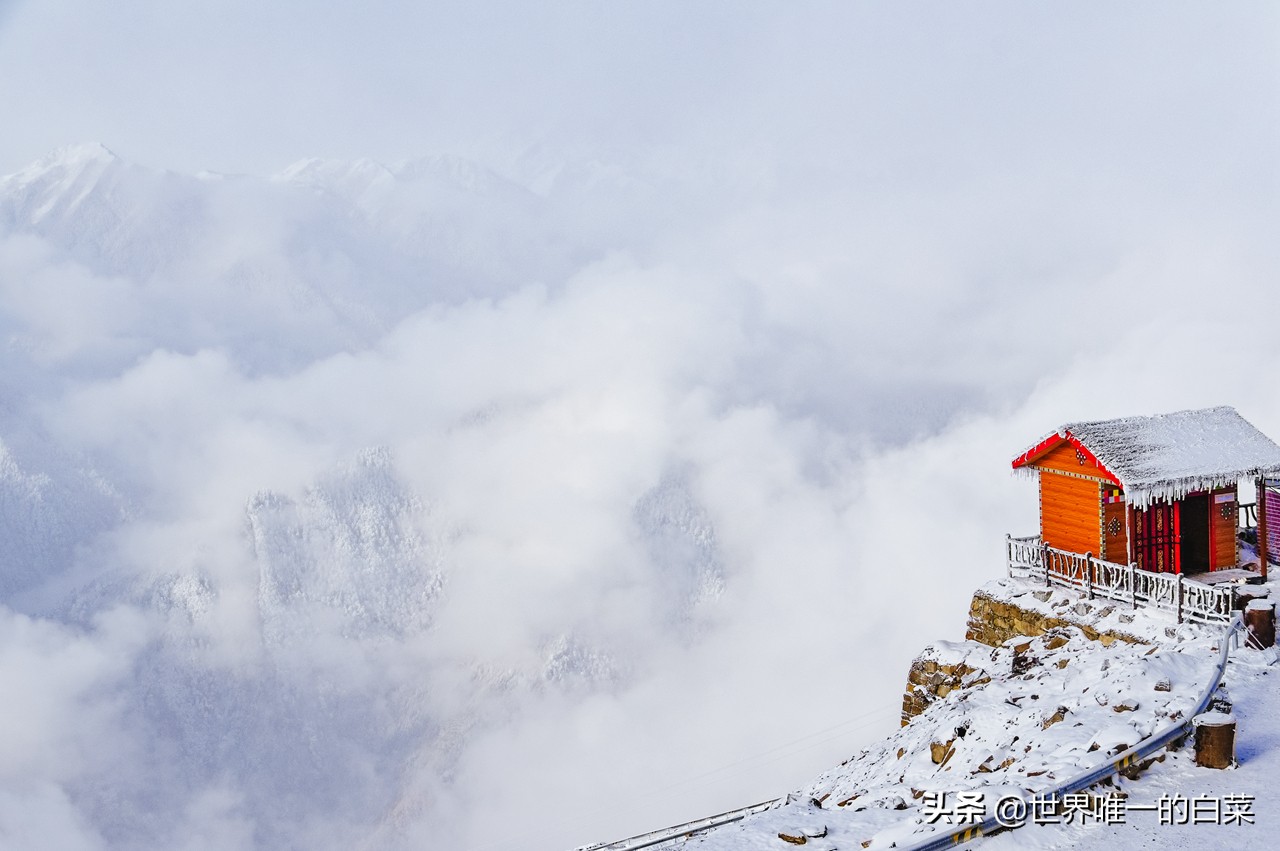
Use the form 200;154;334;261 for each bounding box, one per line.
1085;553;1094;600
1129;563;1137;609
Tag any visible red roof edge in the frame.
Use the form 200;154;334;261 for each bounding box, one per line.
1011;432;1063;469
1011;430;1123;487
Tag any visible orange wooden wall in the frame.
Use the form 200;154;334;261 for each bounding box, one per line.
1039;472;1103;556
1035;442;1107;557
1033;440;1113;480
1210;488;1238;570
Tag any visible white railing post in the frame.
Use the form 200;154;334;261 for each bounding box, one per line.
1177;573;1184;624
1007;539;1238;625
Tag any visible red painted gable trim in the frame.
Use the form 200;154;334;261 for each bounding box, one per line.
1011;433;1063;469
1011;431;1123;486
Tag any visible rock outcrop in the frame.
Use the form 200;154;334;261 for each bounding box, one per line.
901;583;1152;725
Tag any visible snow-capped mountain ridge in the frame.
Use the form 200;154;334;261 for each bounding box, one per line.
6;141;122;185
0;145;606;375
275;151;530;201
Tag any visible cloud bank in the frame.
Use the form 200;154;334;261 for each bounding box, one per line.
0;5;1277;850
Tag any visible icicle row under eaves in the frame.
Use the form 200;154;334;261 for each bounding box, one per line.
1125;472;1257;510
1011;466;1039;482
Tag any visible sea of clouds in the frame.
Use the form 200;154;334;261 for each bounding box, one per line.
0;5;1277;850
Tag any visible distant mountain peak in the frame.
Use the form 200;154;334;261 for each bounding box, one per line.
47;141;120;165
6;142;124;185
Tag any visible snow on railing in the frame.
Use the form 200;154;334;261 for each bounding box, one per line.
1005;534;1234;624
1005;535;1041;572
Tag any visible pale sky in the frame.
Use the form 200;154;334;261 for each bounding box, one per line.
2;2;1276;189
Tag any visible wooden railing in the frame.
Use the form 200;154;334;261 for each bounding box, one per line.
1005;534;1234;624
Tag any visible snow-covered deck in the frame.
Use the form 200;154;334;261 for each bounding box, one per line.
1006;534;1243;625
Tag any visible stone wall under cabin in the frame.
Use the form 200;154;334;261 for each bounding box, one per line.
964;588;1146;649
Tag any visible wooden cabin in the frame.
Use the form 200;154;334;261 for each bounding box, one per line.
1012;406;1280;576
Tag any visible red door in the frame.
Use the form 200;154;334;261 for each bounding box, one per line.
1133;502;1181;573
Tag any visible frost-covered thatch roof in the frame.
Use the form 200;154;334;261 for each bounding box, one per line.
1015;406;1280;508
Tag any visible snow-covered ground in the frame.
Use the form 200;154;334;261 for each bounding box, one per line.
984;644;1279;849
680;576;1274;850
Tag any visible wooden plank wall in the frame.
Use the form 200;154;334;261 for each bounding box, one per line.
1210;487;1238;570
1102;492;1128;563
1035;441;1108;557
1033;440;1113;480
1040;471;1103;556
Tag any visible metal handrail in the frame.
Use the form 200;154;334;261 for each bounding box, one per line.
574;799;779;851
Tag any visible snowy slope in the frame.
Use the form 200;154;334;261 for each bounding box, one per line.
0;434;126;605
677;577;1266;850
996;645;1279;849
249;447;444;643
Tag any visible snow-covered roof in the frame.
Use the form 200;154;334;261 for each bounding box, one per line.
1014;406;1280;508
